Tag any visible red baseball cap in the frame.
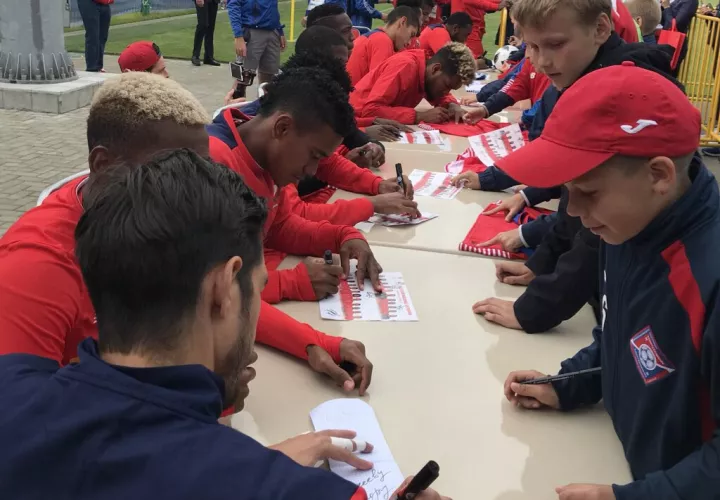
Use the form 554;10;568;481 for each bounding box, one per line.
496;62;701;188
118;41;162;72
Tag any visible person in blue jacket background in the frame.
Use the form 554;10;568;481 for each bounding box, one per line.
228;0;286;84
350;0;392;29
502;64;720;500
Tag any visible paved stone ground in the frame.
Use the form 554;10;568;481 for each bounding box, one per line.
0;54;257;235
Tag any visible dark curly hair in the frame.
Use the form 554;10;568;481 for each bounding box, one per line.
307;3;346;27
282;49;352;94
258;66;356;138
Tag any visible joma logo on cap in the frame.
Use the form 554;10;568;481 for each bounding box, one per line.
621;119;658;134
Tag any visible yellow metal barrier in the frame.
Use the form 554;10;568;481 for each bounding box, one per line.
678;13;720;145
498;8;508;49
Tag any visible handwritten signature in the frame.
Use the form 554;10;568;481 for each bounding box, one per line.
367;485;392;500
357;468;392;488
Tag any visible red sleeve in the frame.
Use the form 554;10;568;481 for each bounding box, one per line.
265;210;366;256
262;264;317;303
257;301;343;362
0;246;83;363
351;488;369;500
502;60;532;102
356;116;376;127
359;64;419;124
336;145;350;157
347;43;368;86
316;154;382;195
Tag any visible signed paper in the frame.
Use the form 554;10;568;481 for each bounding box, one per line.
409;170;462;200
468;123;526;167
319;262;418;321
396;130;444;145
311;399;404;500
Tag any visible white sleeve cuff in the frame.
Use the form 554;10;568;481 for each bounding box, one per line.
517;224;529;248
519;189;531;206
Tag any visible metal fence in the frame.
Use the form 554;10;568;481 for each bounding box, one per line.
66;0;195;27
678;13;720;146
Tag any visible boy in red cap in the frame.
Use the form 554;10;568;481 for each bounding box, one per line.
418;12;473;58
502;64;719;499
346;6;421;85
350;42;475;124
118;41;168;78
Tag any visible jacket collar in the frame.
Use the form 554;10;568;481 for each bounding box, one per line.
63;338;226;422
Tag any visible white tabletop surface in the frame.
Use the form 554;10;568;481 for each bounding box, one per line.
236;246;631;499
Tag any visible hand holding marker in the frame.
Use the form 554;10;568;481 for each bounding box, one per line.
392;460;440;500
520;367;602;385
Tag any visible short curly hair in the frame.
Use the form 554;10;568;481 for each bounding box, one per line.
258;66;356;139
87;72;209;154
430;42;476;85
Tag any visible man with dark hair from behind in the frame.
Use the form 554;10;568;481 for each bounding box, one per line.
0;150;454;499
209;67;379;389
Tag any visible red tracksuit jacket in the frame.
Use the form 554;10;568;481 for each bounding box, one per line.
350;49;456;124
419;24;451;59
208;108;367;359
346;28;396;86
262;154;382;303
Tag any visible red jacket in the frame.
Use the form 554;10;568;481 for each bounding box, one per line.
499;58;551;105
350;50;456;124
208;109;368;359
262;153;381;303
346;29;395;86
612;0;639;43
419;24;451;59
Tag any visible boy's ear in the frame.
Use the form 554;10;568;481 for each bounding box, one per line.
594;12;613;43
635;16;643;29
647;156;677;196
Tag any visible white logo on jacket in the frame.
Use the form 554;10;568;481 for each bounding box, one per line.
620;119;658;134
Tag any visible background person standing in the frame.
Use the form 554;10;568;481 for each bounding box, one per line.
77;0;113;72
193;0;221;66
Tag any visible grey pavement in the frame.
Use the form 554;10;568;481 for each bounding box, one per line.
0;54;257;235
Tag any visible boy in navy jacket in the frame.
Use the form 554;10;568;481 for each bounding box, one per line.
0;151;446;500
500;64;719;499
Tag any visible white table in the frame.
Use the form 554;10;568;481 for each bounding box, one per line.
238;246;631;499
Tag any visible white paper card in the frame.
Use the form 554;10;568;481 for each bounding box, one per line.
319;262;418;321
310;399;404;500
396;130;444;145
409;169;462;200
465;80;487;93
468;123;526;166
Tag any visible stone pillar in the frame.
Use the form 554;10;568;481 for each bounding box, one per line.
0;0;77;83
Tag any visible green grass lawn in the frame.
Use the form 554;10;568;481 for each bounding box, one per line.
65;4;502;64
64;9;195;33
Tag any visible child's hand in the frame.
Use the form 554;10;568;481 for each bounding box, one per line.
472;297;522;329
451;171;480;189
504;370;561;409
495;261;535;285
477;228;522;251
460;96;478;106
556;484;616;500
463;105;489;124
483;193;526;221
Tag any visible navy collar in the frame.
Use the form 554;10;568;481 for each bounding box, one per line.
61;338;227;422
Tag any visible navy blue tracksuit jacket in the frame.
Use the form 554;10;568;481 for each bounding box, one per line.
553;163;720;498
0;338;363;500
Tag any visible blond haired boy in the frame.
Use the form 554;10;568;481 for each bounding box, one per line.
625;0;662;43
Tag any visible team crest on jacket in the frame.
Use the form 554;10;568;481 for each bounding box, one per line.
630;326;675;384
